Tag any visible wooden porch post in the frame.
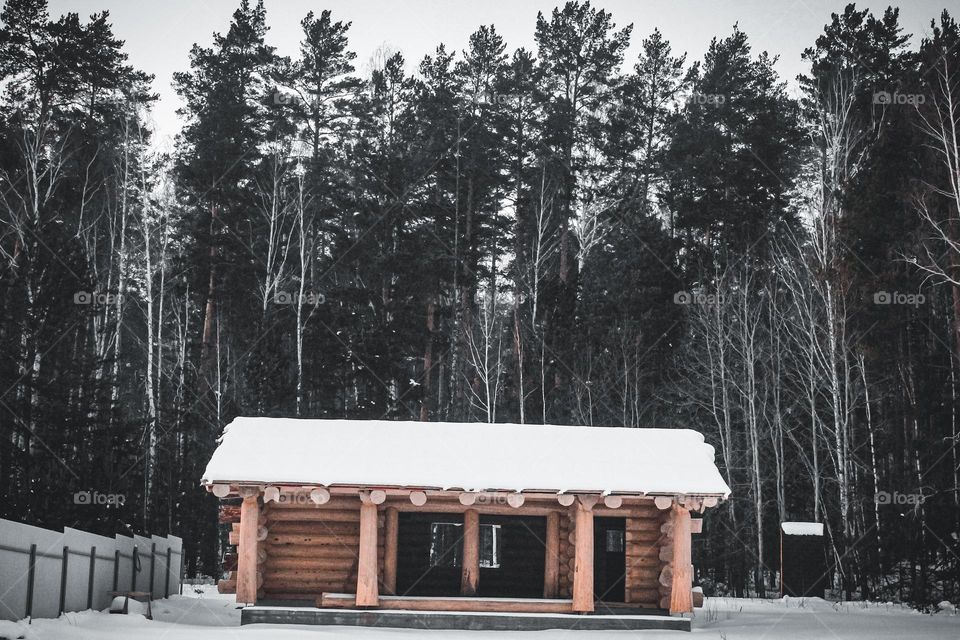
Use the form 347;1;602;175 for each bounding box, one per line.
357;495;379;607
461;508;480;596
383;507;399;595
669;504;693;614
236;489;260;605
543;511;560;598
572;496;597;612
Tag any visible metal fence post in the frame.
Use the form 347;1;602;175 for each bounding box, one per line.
58;545;69;615
148;543;156;597
131;545;138;591
25;543;37;619
87;546;97;610
112;550;120;591
164;547;172;598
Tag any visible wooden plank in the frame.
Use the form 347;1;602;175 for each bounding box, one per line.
625;519;662;532
543;511;560;598
356;501;379;606
267;510;361;522
266;557;358;572
460;509;479;596
626;555;661;568
318;594;575;614
265;522;360;535
625;545;660;559
625;587;661;602
237;494;260;604
263;571;353;593
389;502;566;516
266;534;360;546
624;567;660;582
266;545;359;559
572;497;594;613
625;530;660;543
669;505;693;614
262;581;354;593
263;566;354;580
382;507;398;595
268;498;358;509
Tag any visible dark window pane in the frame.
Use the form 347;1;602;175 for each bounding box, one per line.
429;522;502;569
480;524;501;568
606;529;624;552
429;522;462;567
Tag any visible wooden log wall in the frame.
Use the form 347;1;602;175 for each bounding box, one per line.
557;510;573;598
546;501;666;605
658;507;675;609
624;503;664;608
255;496;384;601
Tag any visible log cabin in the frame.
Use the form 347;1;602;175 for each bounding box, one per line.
202;418;730;629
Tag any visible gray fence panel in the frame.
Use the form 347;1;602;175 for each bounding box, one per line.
62;528;116;611
0;519;183;621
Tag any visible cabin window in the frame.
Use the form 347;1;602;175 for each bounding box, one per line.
428;522;501;568
479;523;501;568
605;528;625;553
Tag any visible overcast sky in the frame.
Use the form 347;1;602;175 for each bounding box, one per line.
46;0;951;150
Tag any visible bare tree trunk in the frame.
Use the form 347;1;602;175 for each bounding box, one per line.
858;353;882;577
420;299;435;421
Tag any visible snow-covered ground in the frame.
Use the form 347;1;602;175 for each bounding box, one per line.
0;588;956;639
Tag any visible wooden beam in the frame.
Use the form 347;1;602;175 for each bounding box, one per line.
378;494;657;518
310;487;331;504
318;593;574;614
382;507;399;595
356;499;379;607
237;493;260;604
669;504;693;615
409;491;427;506
461;509;480;596
543;511;560;598
603;495;623;509
572;496;595;613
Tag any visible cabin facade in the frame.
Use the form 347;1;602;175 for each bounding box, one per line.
202;418;730;626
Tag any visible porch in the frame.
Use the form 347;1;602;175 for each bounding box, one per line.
241;595;691;631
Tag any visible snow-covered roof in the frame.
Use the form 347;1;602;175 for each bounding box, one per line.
781;522;824;536
201;417;731;497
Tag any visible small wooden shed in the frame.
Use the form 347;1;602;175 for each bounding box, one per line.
780;521;827;598
202;418;729;619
